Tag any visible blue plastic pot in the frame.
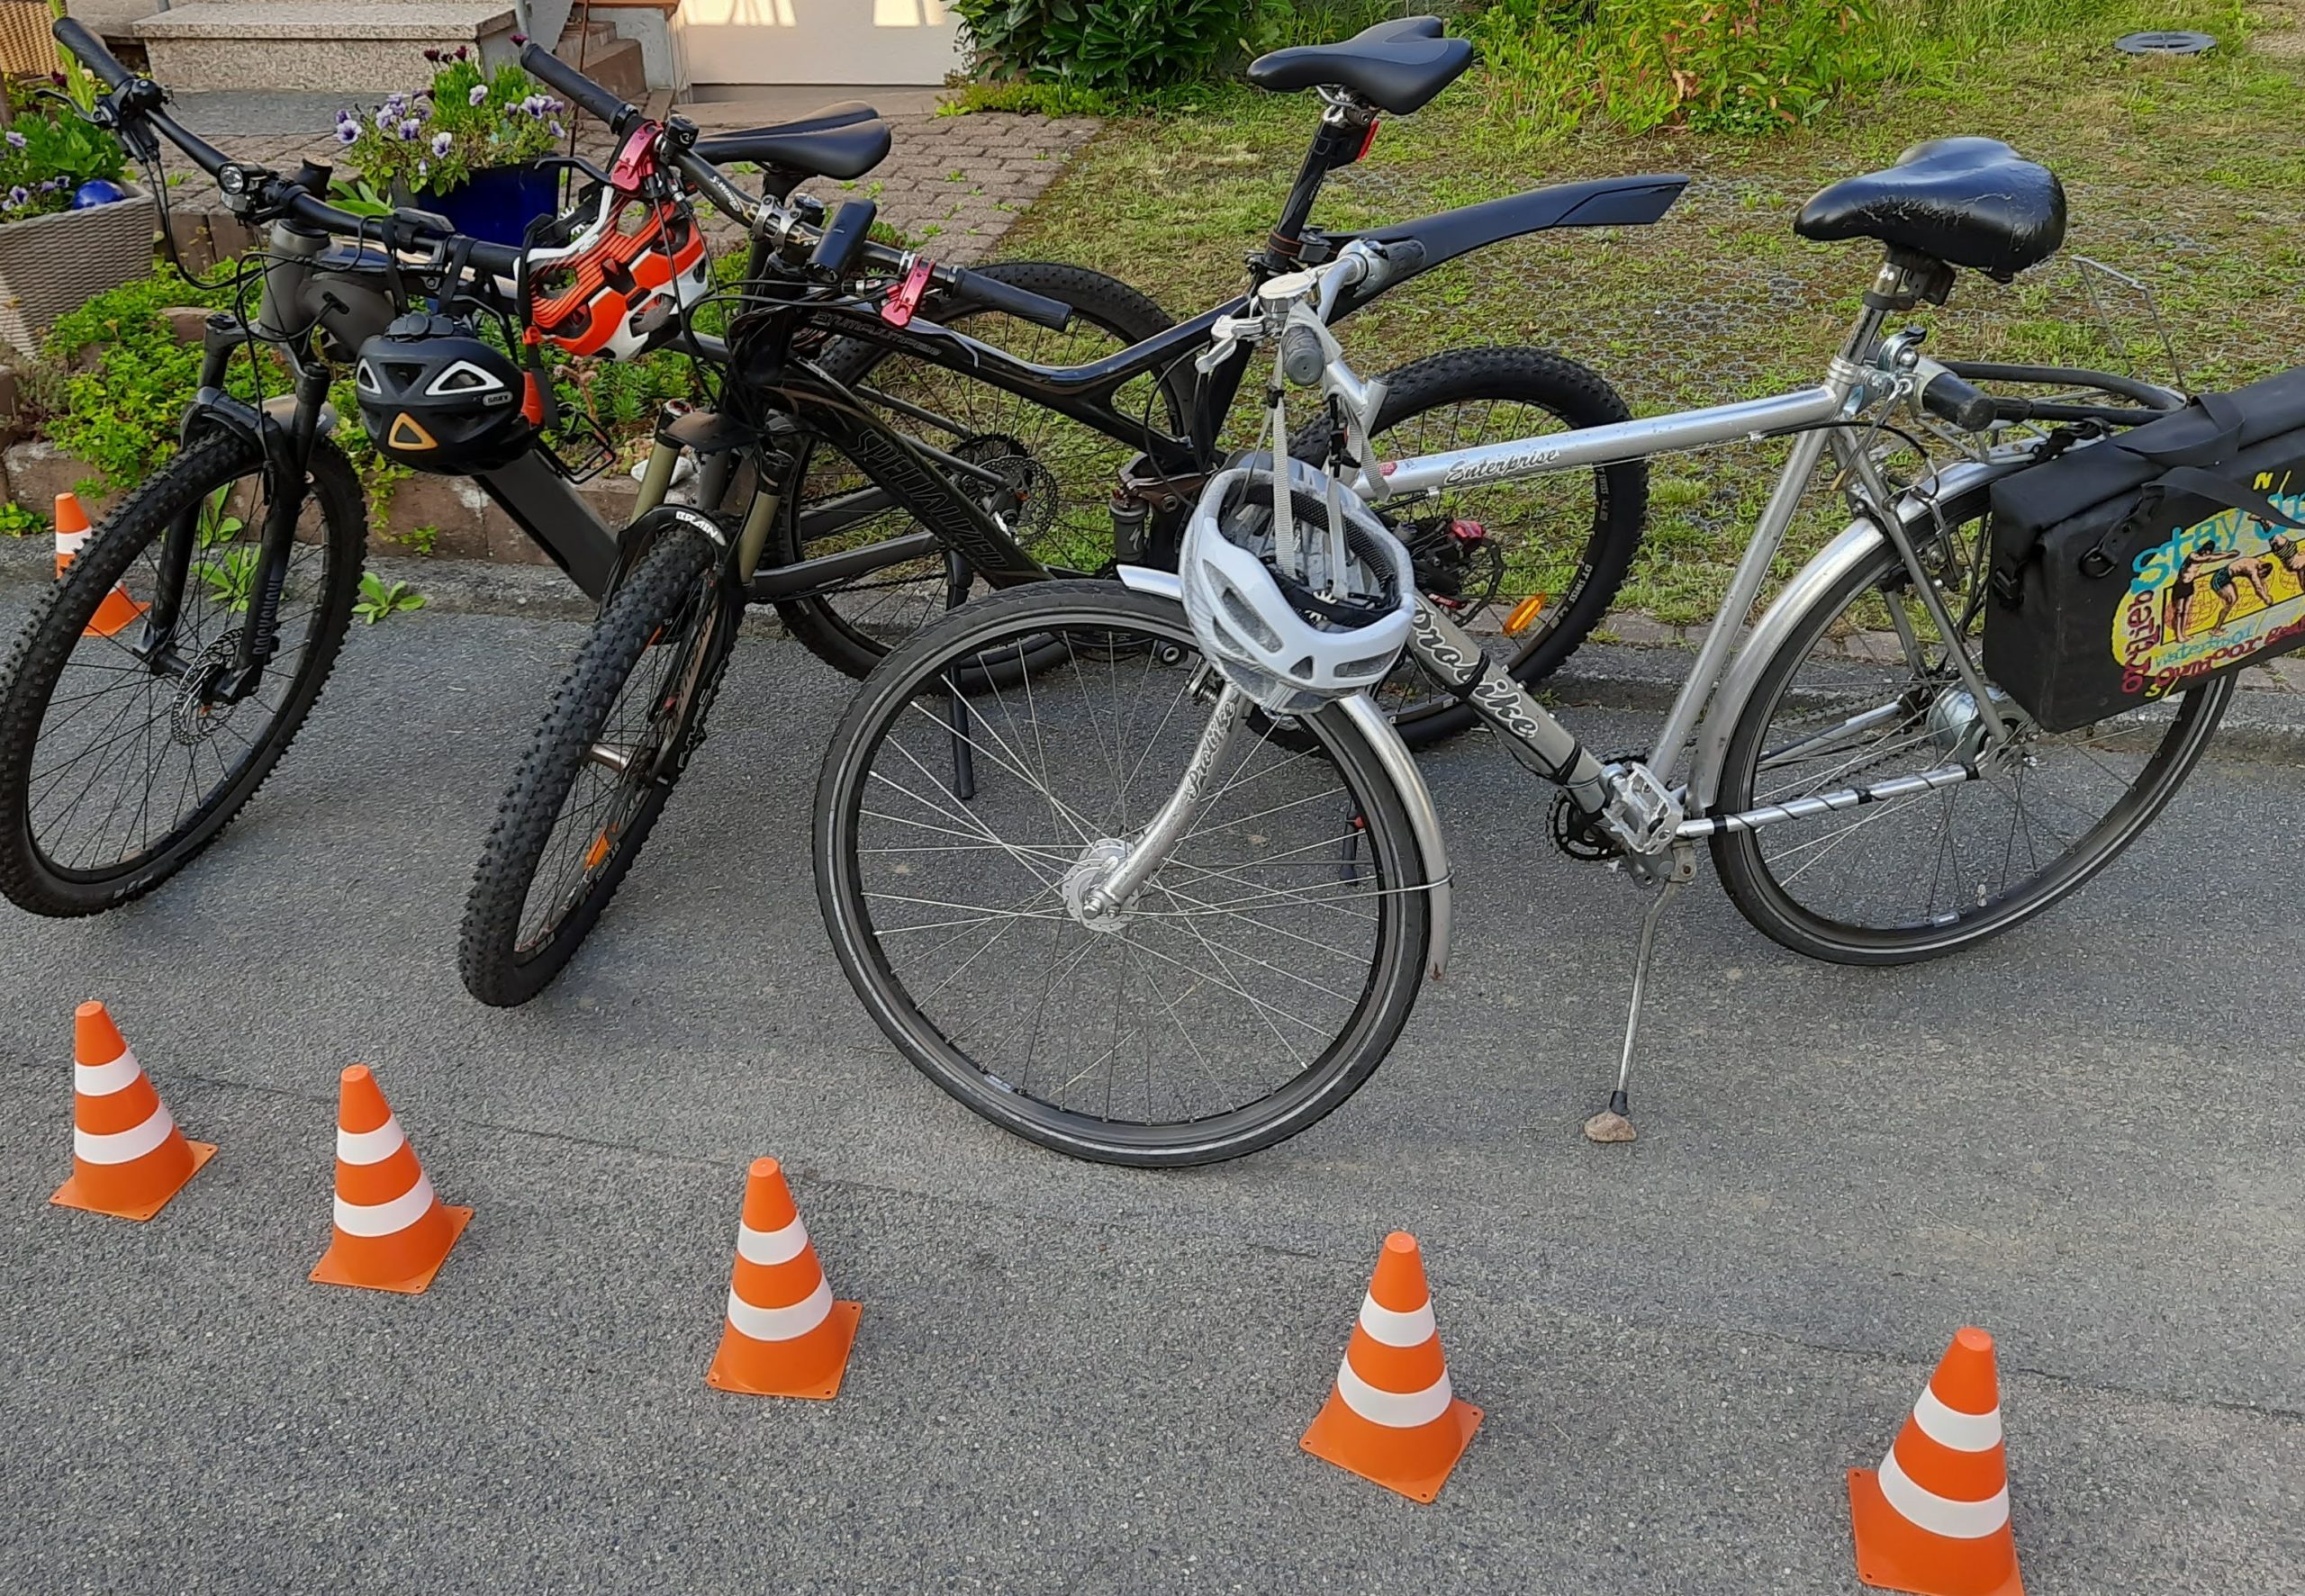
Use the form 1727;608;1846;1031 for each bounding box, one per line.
421;162;560;248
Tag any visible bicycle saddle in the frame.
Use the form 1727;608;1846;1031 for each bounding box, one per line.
1245;15;1473;115
1794;137;2065;281
695;104;891;181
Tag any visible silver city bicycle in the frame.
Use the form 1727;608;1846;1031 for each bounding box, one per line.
810;138;2219;1166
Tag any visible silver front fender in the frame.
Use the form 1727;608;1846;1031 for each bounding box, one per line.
1685;455;2025;812
1118;566;1453;979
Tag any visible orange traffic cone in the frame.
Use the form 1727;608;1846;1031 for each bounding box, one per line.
53;492;148;640
1849;1327;2024;1596
310;1065;471;1294
50;1001;215;1221
706;1158;860;1400
1301;1231;1482;1501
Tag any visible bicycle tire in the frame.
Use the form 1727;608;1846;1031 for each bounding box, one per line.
0;428;364;916
767;260;1184;680
458;524;723;1005
1326;346;1648;748
814;581;1432;1167
1712;536;2230;964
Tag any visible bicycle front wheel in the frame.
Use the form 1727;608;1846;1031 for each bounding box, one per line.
459;524;726;1006
1713;535;2229;963
814;582;1432;1166
0;429;364;916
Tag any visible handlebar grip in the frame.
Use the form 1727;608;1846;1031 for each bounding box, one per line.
1920;367;1997;433
51;17;131;89
519;42;636;133
1279;323;1326;386
943;266;1072;333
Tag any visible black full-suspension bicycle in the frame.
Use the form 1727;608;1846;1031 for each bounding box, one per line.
456;23;1691;1004
0;23;1169;919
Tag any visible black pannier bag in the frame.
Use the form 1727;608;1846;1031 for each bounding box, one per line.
1984;366;2305;731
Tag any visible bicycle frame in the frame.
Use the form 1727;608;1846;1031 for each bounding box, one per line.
1112;254;2178;975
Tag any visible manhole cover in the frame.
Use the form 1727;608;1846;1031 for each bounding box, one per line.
2114;30;2216;54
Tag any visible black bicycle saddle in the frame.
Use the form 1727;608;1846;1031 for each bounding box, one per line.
1794;137;2065;281
695;105;892;181
1245;15;1474;115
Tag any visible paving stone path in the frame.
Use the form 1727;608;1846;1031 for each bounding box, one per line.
196;97;1098;265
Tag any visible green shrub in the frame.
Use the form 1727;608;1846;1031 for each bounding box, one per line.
951;0;1276;95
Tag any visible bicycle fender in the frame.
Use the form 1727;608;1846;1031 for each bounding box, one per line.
1118;564;1452;981
178;388;270;455
1685;454;2025;814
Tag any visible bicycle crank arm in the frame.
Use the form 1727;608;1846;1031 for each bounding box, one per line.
1674;762;1977;839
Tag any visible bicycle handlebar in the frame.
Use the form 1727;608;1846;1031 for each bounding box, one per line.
518;42;643;140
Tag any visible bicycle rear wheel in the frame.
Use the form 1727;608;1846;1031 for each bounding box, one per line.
814;582;1432;1166
771;261;1183;678
1713;532;2229;963
0;429;364;915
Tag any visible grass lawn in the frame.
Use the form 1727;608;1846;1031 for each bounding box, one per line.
992;0;2305;624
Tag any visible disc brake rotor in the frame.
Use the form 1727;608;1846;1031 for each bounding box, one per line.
170;630;243;746
954;433;1059;543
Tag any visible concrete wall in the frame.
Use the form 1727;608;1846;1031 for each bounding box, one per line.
672;0;963;87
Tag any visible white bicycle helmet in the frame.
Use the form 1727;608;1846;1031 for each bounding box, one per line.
1180;455;1415;716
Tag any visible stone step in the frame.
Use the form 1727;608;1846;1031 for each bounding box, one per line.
136;2;519;94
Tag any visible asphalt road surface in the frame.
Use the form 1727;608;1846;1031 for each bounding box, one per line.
2;596;2300;1594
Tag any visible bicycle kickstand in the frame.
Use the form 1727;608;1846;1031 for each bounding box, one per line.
1585;878;1684;1144
943;549;975;802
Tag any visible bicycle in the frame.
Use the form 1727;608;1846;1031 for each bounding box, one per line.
810;135;2211;1166
0;23;1162;918
460;21;1691;1004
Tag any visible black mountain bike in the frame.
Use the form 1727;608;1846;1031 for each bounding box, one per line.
0;23;1164;918
458;23;1686;1004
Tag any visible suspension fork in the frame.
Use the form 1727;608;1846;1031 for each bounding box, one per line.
215;361;331;703
141;321;252;656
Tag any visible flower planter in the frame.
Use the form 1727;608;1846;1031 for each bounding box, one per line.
0;184;156;356
414;162;561;248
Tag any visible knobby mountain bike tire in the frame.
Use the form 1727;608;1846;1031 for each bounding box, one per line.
0;429;365;916
459;523;727;1006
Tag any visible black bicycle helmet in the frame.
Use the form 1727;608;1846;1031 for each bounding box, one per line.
354;313;537;474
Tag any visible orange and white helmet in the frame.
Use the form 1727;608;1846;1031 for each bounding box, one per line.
526;185;710;362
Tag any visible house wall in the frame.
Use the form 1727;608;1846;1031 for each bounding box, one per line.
672;0;963;87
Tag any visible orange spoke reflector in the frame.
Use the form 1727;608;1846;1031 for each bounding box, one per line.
1503;595;1550;636
584;828;616;871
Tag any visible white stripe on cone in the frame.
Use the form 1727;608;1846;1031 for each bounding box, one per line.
333;1171;438;1237
1911;1387;2003;1452
73;1102;176;1165
726;1278;833;1343
1334;1357;1453;1429
336;1115;407;1165
1876;1447;2011;1539
737;1215;809;1267
1356;1293;1437;1348
74;1049;143;1096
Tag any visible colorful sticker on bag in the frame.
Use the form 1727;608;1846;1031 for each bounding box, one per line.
2112;471;2305;698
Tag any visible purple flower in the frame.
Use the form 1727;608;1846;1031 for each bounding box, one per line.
549;120;566;139
8;186;28;207
398;118;422;140
511;32;528;45
454;45;469;60
430;131;453;158
4;131;23;149
422;48;441;63
336;122;359;145
375;105;398;131
467;84;488;106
